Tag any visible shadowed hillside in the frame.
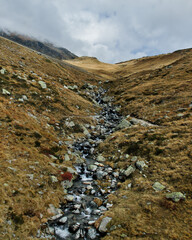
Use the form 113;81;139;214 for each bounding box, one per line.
0;31;77;60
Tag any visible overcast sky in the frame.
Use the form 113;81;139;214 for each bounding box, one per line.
0;0;192;63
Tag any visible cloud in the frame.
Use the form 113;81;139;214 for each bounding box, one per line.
0;0;192;63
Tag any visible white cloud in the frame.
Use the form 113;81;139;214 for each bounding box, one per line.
0;0;192;63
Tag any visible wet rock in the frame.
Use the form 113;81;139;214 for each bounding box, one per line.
88;164;97;172
64;194;74;202
166;192;185;202
124;166;135;177
59;216;68;224
96;170;106;180
69;222;80;233
99;217;112;232
74;204;81;210
47;204;62;216
116;119;131;130
61;180;73;189
113;172;119;178
135;161;147;171
88;228;97;239
106;203;113;209
99;206;107;211
2;89;10;95
88;221;95;225
152;182;165;191
97;154;105;162
49;214;62;221
38;80;47;89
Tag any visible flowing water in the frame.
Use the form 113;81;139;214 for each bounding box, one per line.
48;87;122;240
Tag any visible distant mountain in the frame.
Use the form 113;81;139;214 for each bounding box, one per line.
0;31;77;60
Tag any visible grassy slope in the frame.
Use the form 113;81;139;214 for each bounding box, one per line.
68;50;192;239
1;36;192;239
0;37;102;239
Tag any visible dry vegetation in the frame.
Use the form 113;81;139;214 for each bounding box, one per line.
0;37;101;239
68;50;192;239
0;36;192;239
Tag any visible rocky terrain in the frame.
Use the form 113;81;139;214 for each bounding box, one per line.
0;31;77;60
0;36;192;239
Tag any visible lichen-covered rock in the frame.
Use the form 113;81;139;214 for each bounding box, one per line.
135;160;147;171
152;182;165;191
115;119;131;130
166;192;185;202
97;154;105;162
38;80;47;89
124;166;135;177
2;89;10;95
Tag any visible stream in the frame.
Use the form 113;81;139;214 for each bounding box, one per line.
48;87;122;240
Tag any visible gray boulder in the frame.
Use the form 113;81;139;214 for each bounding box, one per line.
99;217;112;232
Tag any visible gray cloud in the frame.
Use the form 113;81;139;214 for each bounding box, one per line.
0;0;192;63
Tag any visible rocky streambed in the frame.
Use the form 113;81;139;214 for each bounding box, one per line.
46;87;123;239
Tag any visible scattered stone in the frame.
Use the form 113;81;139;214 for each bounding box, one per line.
131;156;138;162
64;154;70;161
96;170;106;180
0;68;6;74
88;164;97;171
47;204;62;216
99;217;112;232
26;174;34;180
61;180;73;189
97;154;105;162
50;176;58;183
38;80;47;89
69;222;80;233
116;119;131;130
67;85;78;91
49;213;62;221
88;228;97;239
152;182;165;191
124;166;135;177
59;216;68;224
64;194;74;202
166;192;185;202
93;198;103;207
130;117;154;127
88;221;95;225
135;160;147;171
2;89;10;95
106;203;113;208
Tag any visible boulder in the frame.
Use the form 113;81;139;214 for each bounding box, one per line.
152;182;165;191
38;80;47;89
166;192;185;202
124;166;135;177
116;119;131;130
98;217;112;232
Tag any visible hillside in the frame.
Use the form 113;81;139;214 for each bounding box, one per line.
0;31;77;60
0;36;192;240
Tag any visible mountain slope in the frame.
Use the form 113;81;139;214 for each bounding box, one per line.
0;35;192;240
0;31;77;60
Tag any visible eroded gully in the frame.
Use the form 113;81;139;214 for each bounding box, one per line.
48;86;122;240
